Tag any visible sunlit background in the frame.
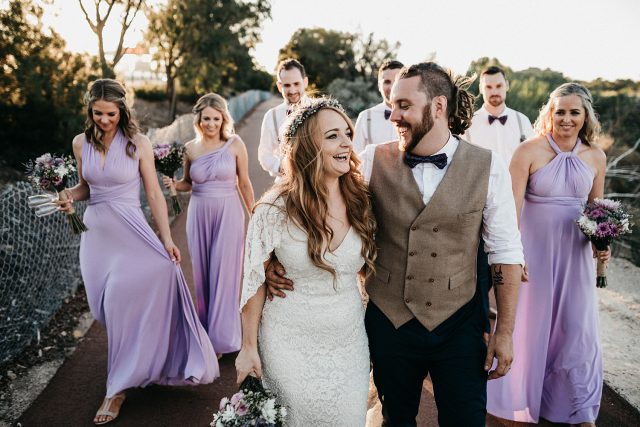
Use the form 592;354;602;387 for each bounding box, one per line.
43;0;640;81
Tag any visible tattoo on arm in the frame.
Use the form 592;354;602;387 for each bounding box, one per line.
491;265;504;286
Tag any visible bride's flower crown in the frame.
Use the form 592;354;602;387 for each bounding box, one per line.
282;97;345;139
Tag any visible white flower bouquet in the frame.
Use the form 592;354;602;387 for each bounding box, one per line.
211;376;286;427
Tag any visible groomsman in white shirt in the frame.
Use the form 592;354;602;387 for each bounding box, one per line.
352;60;404;154
258;58;310;179
465;66;535;165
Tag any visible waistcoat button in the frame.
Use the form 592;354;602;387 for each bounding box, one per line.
431;252;437;257
409;251;416;256
405;298;411;303
433;226;439;232
426;301;432;307
411;225;418;231
407;275;414;280
428;278;434;283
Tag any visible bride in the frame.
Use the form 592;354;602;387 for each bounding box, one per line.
235;98;376;426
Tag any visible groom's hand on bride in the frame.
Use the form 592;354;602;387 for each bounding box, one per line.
265;256;294;301
484;332;514;380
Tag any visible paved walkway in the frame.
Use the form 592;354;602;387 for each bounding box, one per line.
18;97;640;426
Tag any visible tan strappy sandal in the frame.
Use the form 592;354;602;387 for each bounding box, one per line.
93;393;125;425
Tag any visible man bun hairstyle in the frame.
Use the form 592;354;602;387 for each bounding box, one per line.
399;62;476;135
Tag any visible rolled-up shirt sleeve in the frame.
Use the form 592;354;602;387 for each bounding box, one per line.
483;153;525;265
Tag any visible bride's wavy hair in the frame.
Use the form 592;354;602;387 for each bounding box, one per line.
83;79;139;157
271;99;377;281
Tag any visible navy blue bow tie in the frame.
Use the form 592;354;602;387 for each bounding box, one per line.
488;115;507;125
384;109;391;120
404;152;448;169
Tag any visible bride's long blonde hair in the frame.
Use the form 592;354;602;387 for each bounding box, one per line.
262;100;376;280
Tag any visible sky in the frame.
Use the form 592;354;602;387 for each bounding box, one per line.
42;0;640;82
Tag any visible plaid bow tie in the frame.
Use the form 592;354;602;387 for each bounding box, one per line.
384;109;391;120
488;115;507;125
404;152;448;169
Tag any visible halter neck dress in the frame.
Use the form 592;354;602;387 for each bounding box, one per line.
487;134;602;424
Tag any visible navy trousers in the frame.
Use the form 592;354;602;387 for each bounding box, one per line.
365;299;488;427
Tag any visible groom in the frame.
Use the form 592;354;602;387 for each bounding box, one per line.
266;62;523;426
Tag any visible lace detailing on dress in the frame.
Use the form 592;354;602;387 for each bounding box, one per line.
240;192;287;310
240;190;370;426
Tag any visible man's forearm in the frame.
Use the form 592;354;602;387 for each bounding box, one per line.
491;264;521;335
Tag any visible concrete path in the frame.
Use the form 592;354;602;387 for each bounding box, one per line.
17;97;640;426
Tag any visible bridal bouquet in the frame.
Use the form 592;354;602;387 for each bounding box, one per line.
211;376;286;427
577;198;632;288
25;153;88;234
153;142;185;215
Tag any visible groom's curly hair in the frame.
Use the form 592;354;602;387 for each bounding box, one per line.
268;101;377;282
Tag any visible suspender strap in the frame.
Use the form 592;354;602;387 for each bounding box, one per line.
515;111;526;142
366;109;372;145
272;109;280;142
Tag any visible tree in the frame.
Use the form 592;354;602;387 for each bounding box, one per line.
326;78;380;119
77;0;144;78
0;0;100;170
278;28;358;91
354;32;401;85
145;0;271;103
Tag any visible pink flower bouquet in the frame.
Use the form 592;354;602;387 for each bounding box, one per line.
211;376;286;427
577;198;632;287
25;153;88;234
153;142;185;215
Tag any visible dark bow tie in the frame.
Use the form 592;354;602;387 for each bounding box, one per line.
488;115;507;125
286;109;292;116
384;109;391;120
404;152;448;169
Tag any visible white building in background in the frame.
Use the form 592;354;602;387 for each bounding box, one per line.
113;45;165;86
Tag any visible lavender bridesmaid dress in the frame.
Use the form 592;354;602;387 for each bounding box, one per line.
186;137;244;354
488;134;602;423
79;131;219;398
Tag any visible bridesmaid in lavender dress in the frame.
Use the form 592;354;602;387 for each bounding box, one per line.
164;93;254;356
61;79;219;425
487;83;610;426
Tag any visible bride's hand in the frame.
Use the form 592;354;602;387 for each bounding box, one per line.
235;347;262;384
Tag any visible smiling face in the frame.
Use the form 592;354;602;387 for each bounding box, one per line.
199;106;223;139
91;100;120;133
389;76;435;151
378;67;402;105
277;67;308;105
480;72;508;108
551;94;587;139
316;109;354;179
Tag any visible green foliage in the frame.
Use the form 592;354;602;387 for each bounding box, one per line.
146;0;271;100
325;78;380;120
0;0;100;169
279;29;399;92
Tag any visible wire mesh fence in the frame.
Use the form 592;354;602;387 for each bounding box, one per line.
0;179;85;364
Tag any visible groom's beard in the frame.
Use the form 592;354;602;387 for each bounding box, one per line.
400;104;434;153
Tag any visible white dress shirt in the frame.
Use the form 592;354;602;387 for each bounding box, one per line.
360;134;524;266
464;105;535;165
258;96;312;179
353;102;397;154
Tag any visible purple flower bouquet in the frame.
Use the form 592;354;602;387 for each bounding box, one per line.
153;142;185;215
25;153;88;234
577;198;632;287
211;376;286;427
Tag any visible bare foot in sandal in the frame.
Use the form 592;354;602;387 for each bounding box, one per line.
94;393;125;425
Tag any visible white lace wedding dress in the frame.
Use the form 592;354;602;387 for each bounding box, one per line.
241;192;369;426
